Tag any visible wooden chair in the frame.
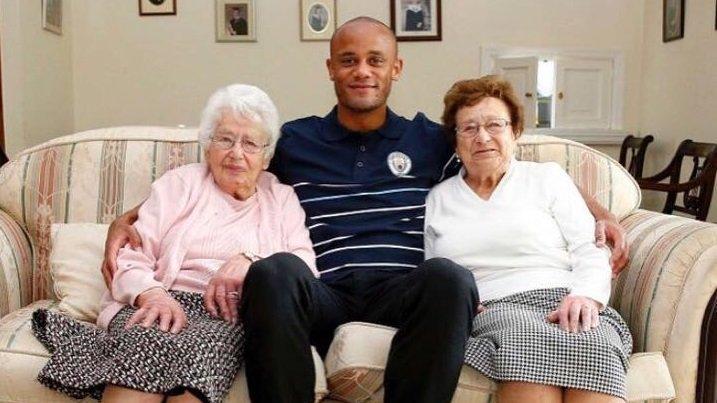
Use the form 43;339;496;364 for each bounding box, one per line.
638;139;717;221
0;147;8;167
619;134;654;179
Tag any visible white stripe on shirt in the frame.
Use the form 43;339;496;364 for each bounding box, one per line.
313;235;354;247
311;204;425;220
293;182;362;188
316;244;424;259
300;188;430;204
321;262;417;274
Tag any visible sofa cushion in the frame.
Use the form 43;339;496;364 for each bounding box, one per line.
50;223;109;322
324;322;675;402
0;300;328;402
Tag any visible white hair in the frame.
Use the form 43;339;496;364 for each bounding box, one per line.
198;84;280;158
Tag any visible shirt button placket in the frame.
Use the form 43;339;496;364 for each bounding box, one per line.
357;143;367;168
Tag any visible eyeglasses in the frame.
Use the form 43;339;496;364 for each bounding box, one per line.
455;118;511;138
210;135;268;154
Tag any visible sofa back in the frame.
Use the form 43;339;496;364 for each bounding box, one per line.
0;127;639;306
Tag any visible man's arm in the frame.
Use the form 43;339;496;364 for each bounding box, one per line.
101;204;142;287
577;185;629;276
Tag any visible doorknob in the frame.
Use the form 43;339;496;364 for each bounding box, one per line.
558;92;564;100
525;92;533;98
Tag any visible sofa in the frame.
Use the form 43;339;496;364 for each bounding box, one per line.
1;126;713;402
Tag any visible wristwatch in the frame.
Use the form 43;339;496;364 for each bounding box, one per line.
242;251;263;263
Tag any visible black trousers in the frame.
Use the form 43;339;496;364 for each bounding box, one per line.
241;253;479;403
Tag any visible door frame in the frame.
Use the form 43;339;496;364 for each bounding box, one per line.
0;36;5;153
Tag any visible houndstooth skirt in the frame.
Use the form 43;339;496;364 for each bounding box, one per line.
464;288;633;399
32;291;244;403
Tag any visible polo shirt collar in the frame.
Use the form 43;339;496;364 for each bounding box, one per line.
322;106;404;141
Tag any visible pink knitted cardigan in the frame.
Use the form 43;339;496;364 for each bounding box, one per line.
97;163;317;329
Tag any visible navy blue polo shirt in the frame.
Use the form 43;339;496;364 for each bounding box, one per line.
269;107;458;283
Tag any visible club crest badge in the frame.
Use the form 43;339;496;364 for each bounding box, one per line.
387;151;412;177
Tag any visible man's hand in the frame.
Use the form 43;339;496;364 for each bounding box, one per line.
126;288;187;334
547;295;600;333
595;219;629;277
102;207;141;288
577;185;630;276
203;254;253;324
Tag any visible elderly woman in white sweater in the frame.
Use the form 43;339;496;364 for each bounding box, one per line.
424;75;632;403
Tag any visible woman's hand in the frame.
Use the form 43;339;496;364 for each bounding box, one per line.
102;206;142;287
203;254;253;324
547;295;600;333
126;288;187;334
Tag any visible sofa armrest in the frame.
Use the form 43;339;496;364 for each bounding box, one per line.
0;210;33;317
613;209;717;403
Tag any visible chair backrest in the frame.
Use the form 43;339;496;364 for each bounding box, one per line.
0;127;640;305
0;146;8;167
619;134;654;179
664;140;717;220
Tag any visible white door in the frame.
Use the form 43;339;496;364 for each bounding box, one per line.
554;58;612;129
494;57;538;129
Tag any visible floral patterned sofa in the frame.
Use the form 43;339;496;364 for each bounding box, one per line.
1;126;712;402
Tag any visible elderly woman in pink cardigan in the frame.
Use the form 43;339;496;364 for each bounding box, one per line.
32;84;317;403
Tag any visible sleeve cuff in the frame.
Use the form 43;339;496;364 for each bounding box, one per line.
568;287;610;310
129;283;166;307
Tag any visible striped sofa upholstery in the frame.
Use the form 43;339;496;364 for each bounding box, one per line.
0;127;709;402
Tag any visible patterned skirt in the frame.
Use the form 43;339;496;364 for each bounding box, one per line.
32;291;244;403
464;288;633;399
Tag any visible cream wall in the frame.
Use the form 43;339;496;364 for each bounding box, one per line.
639;0;717;222
0;0;74;156
69;0;645;135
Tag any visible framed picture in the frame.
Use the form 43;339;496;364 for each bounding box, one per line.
138;0;177;16
390;0;441;41
300;0;336;41
42;0;62;35
663;0;685;42
216;0;256;42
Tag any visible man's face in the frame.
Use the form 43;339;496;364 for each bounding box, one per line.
326;22;403;114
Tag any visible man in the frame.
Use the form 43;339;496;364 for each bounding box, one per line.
102;17;628;403
228;7;247;36
404;0;426;31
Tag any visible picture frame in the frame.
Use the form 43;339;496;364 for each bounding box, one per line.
138;0;177;16
42;0;62;35
663;0;685;42
300;0;336;41
390;0;441;42
216;0;256;42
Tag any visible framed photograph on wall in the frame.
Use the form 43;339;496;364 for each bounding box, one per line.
390;0;441;41
301;0;336;41
138;0;177;16
663;0;685;42
216;0;256;42
42;0;62;35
